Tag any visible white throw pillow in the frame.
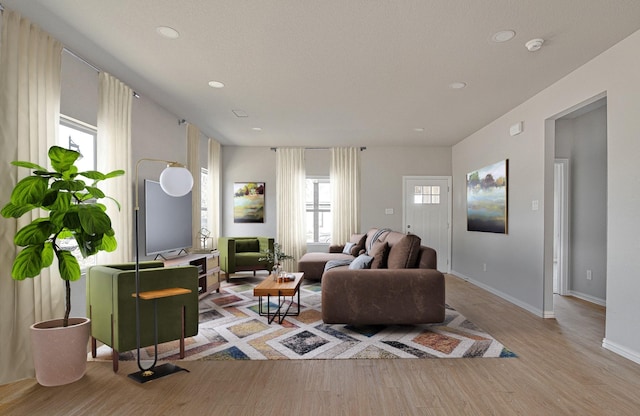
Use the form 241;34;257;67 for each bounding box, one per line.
342;242;355;254
349;254;373;269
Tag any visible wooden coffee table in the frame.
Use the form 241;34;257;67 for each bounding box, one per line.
253;272;304;324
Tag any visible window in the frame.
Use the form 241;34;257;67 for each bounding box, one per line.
305;178;332;243
414;185;441;204
57;116;98;271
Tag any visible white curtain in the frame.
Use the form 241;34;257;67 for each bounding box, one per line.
187;123;201;250
0;9;64;384
276;148;307;271
208;138;221;247
97;72;132;263
331;147;361;244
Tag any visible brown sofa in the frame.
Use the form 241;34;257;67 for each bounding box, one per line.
298;228;445;325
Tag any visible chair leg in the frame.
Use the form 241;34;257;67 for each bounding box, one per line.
179;305;186;359
110;313;118;372
112;349;119;373
91;336;97;358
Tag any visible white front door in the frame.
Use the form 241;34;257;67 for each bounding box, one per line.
403;176;451;272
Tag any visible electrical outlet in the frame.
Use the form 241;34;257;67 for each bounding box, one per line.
586;270;592;280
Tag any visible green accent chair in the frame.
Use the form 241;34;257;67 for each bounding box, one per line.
218;237;274;277
86;261;199;372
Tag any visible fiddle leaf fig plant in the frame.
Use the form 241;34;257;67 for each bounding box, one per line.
1;146;124;327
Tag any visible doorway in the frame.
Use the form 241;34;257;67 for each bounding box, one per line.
551;96;607;309
402;176;451;272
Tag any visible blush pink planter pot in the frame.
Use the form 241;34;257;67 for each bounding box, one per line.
29;317;91;386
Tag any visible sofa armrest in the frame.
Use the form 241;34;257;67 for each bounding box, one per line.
218;237;236;273
257;237;274;254
329;245;344;253
321;268;445;325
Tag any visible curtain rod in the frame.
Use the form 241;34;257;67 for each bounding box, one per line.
63;47;140;98
270;147;366;152
63;47;100;73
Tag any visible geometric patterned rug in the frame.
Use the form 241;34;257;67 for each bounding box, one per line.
91;276;516;362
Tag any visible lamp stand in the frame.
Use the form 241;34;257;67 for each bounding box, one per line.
127;159;193;383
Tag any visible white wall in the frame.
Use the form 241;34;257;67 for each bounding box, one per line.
219;146;452;239
220;147;278;238
452;29;640;363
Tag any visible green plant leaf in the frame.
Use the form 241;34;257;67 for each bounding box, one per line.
79;171;106;180
14;221;58;246
11;246;44;279
51;179;85;192
47;190;71;211
56;250;81;281
103;197;121;211
11;160;46;171
104;170;125;179
1;202;37;218
78;205;112;234
86;186;105;199
57;230;73;239
49;146;79;173
76;233;102;257
42;189;59;207
33;170;62;178
10;176;48;205
101;233;118;252
62;209;81;230
41;242;54;268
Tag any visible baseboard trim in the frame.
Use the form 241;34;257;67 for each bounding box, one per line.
602;338;640;365
450;270;549;318
567;290;606;307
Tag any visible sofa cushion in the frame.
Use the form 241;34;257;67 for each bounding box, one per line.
349;254;373;269
236;239;259;252
349;233;367;256
387;234;422;268
370;241;390;269
342;242;355;254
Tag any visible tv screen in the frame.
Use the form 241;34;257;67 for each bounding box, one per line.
144;179;193;256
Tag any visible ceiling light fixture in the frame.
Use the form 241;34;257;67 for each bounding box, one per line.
208;81;224;88
413;128;425;132
491;30;516;43
252;127;262;131
525;38;545;52
156;26;180;39
449;81;467;89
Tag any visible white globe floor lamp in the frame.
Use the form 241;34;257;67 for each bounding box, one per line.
128;158;194;383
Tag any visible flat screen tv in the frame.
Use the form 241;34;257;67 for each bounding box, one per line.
144;179;192;257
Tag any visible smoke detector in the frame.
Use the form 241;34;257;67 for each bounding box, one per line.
525;38;544;52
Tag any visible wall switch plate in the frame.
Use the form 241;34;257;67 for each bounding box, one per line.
532;200;539;211
587;270;592;280
385;208;394;215
483;263;487;272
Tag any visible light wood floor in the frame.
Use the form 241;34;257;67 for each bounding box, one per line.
2;274;640;415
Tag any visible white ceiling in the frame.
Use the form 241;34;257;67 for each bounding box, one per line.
4;0;640;147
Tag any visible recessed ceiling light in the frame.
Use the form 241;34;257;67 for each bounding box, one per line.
413;128;425;132
449;81;467;89
252;127;262;131
491;30;516;43
156;26;180;39
208;81;224;88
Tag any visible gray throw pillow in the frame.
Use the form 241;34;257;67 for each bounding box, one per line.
349;254;373;269
342;242;355;254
